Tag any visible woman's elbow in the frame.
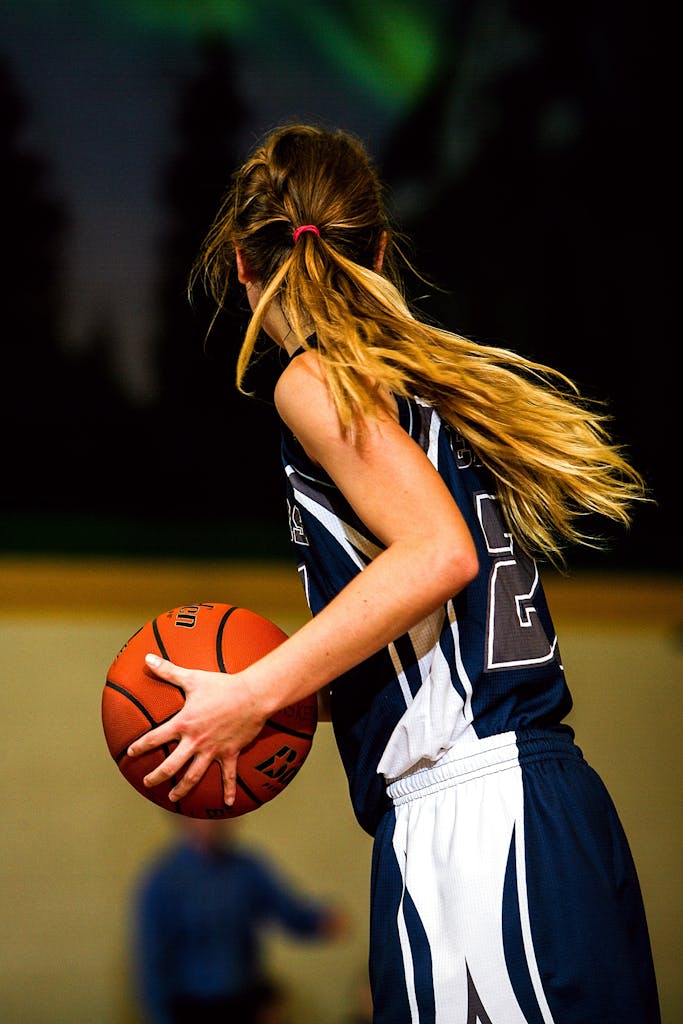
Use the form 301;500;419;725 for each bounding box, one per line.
430;536;479;601
448;546;479;593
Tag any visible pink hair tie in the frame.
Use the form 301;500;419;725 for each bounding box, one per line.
292;224;320;244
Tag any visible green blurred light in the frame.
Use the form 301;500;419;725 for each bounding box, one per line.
10;0;446;108
296;1;440;105
120;0;256;36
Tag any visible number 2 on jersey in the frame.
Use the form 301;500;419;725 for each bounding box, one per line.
475;493;559;671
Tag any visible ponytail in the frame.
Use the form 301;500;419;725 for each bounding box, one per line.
192;124;648;566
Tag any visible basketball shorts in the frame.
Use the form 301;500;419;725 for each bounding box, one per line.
369;730;660;1023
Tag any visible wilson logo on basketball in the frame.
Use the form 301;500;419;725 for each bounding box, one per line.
255;745;302;786
172;603;215;629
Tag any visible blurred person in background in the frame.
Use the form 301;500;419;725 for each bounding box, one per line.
132;816;346;1024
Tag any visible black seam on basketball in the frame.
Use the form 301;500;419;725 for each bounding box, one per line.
215;606;239;672
150;618;185;695
106;681;180;761
151;618;170;660
264;719;314;741
236;774;264;806
106;680;157;745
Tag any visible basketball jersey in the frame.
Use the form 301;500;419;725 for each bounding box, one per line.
281;389;574;837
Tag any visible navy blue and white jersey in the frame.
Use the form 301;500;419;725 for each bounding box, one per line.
281;391;574;836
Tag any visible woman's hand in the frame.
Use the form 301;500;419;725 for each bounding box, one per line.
126;653;269;806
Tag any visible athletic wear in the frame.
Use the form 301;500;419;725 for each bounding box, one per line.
280;371;660;1023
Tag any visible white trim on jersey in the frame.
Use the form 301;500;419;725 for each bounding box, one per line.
387;640;417;708
427;407;441;466
285;464;383;568
446;599;475;726
378;604;479;780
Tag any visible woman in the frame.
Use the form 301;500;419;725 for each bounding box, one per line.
129;124;660;1023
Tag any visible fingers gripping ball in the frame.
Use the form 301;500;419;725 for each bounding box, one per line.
102;603;317;818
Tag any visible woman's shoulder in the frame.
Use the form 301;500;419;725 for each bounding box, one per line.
274;348;328;425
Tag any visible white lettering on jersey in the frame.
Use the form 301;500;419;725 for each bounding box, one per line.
287;499;309;546
475;492;558;671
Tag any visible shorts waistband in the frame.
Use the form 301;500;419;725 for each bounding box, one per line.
386;730;582;805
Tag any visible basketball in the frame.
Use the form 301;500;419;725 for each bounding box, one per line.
102;602;317;818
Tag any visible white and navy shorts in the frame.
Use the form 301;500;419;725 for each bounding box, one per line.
369;730;660;1023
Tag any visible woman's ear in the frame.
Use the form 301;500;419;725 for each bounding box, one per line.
235;246;253;284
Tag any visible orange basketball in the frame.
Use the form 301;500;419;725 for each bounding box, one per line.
102;602;317;818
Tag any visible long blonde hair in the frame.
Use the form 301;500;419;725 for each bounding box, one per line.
192;123;647;565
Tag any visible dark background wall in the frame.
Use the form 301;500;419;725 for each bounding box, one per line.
1;1;673;571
